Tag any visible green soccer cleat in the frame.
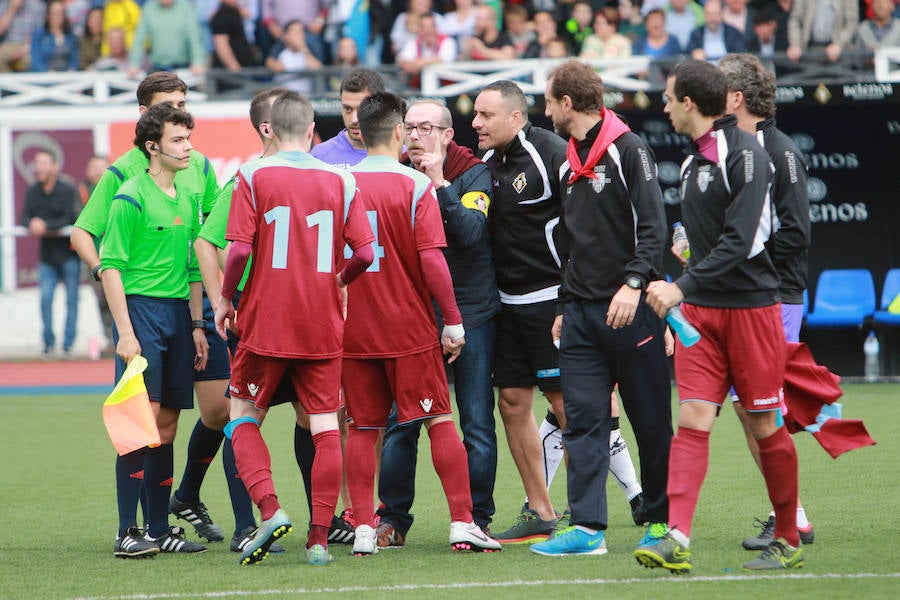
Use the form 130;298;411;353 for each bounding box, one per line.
239;509;292;566
633;524;692;574
491;505;557;544
743;538;804;570
306;543;335;565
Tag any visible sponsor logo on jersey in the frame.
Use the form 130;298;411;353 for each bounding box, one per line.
420;398;433;412
752;396;780;407
742;149;754;182
512;172;527;194
697;166;711;193
248;383;259;398
590;165;610;193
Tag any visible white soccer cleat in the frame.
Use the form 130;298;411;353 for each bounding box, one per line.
449;521;502;553
352;524;378;556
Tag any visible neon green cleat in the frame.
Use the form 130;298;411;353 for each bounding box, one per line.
633;524;692;574
743;538;804;570
306;543;335;565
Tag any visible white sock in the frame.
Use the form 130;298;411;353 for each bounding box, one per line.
670;526;690;548
575;525;598;535
796;506;810;529
539;417;564;489
609;428;642;500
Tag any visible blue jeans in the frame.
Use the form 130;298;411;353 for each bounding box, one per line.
378;318;497;532
39;256;81;351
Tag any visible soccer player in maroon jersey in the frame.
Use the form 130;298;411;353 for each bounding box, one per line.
342;92;502;555
214;91;375;566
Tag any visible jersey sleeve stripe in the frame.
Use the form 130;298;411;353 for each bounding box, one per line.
108;165;125;181
203;157;210;176
114;194;142;212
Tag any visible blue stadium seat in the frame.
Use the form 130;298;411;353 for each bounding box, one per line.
873;268;900;326
805;269;876;328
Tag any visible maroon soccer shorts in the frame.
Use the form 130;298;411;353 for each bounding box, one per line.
674;303;787;411
229;349;341;414
342;347;452;428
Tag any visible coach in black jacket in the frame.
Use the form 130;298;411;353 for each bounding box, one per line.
529;60;672;557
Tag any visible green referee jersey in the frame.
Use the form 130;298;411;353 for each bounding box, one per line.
75;147;219;238
101;172;201;300
198;177;251;292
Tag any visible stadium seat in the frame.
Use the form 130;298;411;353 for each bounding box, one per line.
805;269;876;328
873;268;900;326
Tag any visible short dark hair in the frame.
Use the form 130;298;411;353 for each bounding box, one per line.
134;103;194;158
340;67;386;96
480;80;528;116
357;92;406;149
672;60;726;117
719;53;776;119
249;87;290;132
548;60;604;113
45;0;71;34
136;71;188;107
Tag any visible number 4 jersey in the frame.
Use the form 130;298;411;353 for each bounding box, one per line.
227;150;374;359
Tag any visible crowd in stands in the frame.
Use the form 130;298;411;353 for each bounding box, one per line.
1;0;898;86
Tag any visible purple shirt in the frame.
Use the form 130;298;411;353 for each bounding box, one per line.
311;130;367;169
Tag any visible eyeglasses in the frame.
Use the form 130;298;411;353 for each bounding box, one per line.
403;122;447;136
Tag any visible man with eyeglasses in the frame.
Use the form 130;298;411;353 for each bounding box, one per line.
374;100;500;549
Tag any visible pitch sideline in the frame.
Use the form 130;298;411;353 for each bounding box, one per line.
67;572;900;600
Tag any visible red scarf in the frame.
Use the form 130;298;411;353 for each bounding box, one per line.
566;108;631;184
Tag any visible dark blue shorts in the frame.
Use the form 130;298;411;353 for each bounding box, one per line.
193;292;231;382
224;290;297;407
114;295;195;409
494;299;561;392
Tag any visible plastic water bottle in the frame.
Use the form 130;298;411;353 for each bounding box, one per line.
672;221;690;261
864;331;880;382
666;305;701;348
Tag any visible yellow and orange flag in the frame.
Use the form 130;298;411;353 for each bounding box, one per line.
102;355;160;455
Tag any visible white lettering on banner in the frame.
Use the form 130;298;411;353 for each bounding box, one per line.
807;153;859;170
776;86;805;103
810;202;869;223
842;83;894;100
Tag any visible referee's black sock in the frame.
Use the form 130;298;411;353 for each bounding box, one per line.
294;424;315;514
544;409;560;428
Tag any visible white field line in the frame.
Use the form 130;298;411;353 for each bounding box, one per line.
66;572;900;600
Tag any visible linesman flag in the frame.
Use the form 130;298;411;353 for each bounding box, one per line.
102;355;160;455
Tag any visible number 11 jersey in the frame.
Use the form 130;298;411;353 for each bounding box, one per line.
227;150;374;359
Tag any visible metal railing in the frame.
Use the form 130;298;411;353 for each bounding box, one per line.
0;49;896;107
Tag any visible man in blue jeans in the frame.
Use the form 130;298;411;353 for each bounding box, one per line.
21;150;81;358
375;100;500;547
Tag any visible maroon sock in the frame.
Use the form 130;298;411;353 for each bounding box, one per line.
428;420;473;523
309;430;342;546
345;427;378;528
308;524;329;549
230;421;279;519
758;426;800;547
666;427;710;538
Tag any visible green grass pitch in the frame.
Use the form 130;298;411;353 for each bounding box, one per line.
1;384;897;599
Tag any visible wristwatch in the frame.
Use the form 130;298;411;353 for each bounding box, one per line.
91;264;103;282
191;319;206;331
625;276;644;291
439;180;452;190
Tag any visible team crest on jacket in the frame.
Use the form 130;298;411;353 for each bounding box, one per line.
512;172;527;194
697;165;712;193
591;165;611;193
